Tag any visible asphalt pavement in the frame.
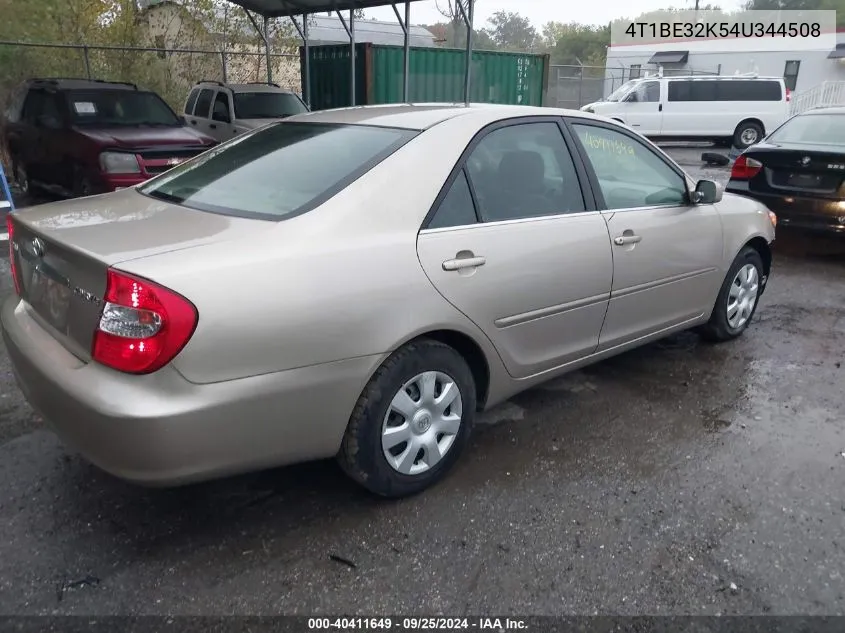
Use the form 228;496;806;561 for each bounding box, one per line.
0;150;843;616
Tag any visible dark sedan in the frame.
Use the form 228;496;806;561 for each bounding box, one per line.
726;106;845;234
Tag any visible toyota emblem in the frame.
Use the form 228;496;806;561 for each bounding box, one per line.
838;216;845;225
801;156;811;166
30;237;45;258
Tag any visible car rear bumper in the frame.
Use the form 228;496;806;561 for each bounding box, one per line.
2;296;381;486
725;186;845;235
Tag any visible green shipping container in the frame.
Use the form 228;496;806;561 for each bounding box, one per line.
300;43;549;111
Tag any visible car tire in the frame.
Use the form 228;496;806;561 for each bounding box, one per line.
698;246;764;343
12;159;32;196
733;121;764;150
337;339;476;498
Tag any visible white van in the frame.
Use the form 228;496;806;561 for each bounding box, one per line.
580;74;790;149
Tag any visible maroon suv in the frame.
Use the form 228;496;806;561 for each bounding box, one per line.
3;78;217;197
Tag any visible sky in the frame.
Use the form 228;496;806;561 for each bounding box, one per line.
366;0;747;28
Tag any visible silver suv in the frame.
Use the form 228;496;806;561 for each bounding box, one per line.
183;81;308;142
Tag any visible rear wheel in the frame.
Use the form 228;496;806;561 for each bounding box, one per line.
733;121;764;150
337;339;476;498
699;246;764;342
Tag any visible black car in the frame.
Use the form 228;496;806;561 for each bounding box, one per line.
725;106;845;234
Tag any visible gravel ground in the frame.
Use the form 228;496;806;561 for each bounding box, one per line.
0;148;843;616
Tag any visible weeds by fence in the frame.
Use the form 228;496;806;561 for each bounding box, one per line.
0;41;301;110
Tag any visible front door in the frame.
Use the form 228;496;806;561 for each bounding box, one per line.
417;119;614;379
619;80;663;136
568;120;724;350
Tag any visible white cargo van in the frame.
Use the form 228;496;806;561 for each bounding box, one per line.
580;74;789;149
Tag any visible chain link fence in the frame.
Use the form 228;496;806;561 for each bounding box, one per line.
0;41;302;111
547;64;722;110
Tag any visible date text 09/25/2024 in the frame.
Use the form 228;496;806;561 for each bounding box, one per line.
307;618;528;631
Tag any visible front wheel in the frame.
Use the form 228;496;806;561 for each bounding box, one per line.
337;339;476;498
698;246;764;342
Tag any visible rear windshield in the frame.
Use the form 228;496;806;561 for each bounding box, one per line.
66;89;180;126
234;92;308;119
767;113;845;145
138;122;417;219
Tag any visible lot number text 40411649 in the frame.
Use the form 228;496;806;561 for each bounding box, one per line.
307;618;528;630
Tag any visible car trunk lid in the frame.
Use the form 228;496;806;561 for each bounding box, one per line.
746;143;845;198
7;189;268;362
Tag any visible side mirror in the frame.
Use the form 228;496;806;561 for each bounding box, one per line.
693;179;723;204
177;115;187;125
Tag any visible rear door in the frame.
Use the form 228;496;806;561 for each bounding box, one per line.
184;88;200;119
567;118;724;349
209;90;234;142
417;118;614;379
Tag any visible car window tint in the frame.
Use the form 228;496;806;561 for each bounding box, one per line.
465;122;585;222
573;123;687;210
213;91;230;120
22;90;46;122
139;122;417;220
185;88;200;114
428;169;477;229
194;89;214;118
638;81;660;102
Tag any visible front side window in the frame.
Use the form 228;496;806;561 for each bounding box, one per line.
634;81;660;102
185;88;200;115
573;123;687;210
65;90;179;126
233;92;308;119
194;89;214;118
139;122;417;220
464;122;585;222
212;91;231;122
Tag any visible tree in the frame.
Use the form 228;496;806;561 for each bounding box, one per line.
744;0;845;25
484;11;538;51
545;22;610;66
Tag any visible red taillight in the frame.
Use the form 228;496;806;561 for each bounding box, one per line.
92;269;198;374
6;215;20;296
786;87;791;102
730;155;763;180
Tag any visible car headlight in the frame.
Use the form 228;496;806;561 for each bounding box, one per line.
768;210;777;228
99;151;141;174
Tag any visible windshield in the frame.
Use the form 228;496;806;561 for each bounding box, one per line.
233;92;308;119
767;113;845;145
138;122;416;220
66;89;180;127
606;81;639;102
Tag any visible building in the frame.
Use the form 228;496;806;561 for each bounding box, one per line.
605;31;845;108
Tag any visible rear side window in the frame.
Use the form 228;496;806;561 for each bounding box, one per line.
185;88;200;114
139;122;417;220
668;80;782;102
428;170;478;229
194;89;214;118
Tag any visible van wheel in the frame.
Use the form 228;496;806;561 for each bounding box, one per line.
337;339;476;498
733;121;764;149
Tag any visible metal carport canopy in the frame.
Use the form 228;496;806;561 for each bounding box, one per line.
223;0;476;107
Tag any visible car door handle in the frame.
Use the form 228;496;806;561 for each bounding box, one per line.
442;256;486;271
614;235;642;246
190;120;197;125
209;123;217;129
